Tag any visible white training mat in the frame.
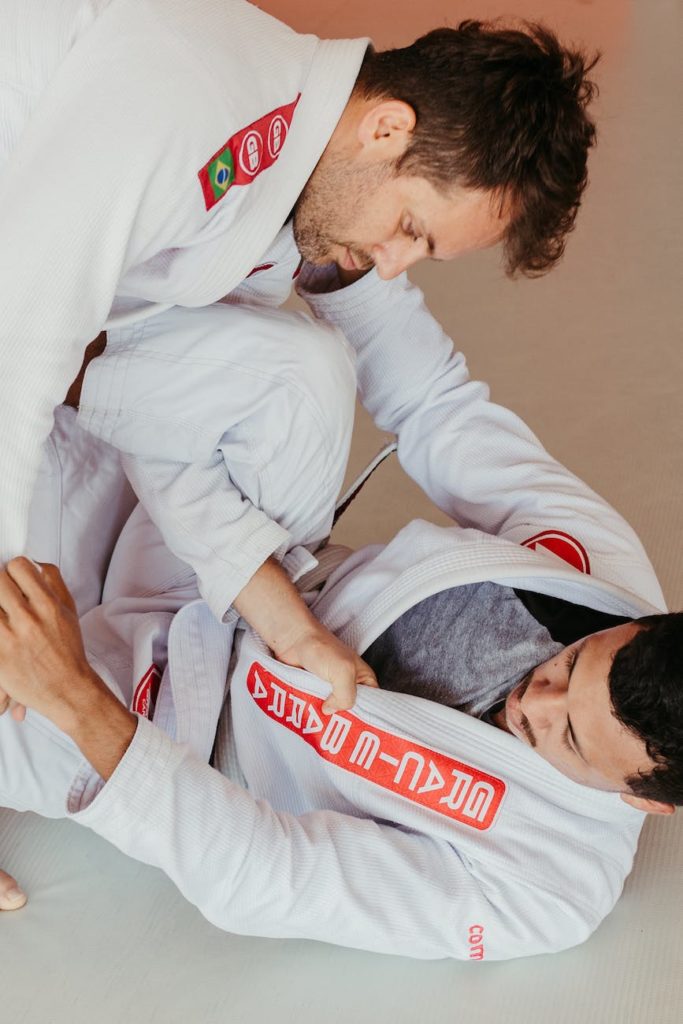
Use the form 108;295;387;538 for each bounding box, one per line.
2;2;681;1022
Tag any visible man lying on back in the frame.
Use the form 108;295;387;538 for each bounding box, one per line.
0;419;679;957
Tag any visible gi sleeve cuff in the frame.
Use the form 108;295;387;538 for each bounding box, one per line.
66;715;174;821
199;518;292;624
297;263;409;330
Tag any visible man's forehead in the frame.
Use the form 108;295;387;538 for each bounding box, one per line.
582;621;642;657
572;624;650;787
417;183;512;260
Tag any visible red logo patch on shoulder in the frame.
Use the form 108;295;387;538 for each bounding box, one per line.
131;664;162;719
521;530;591;574
198;95;301;211
247;662;506;830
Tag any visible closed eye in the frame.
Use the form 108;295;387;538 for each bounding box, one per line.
563;646;588;761
402;220;420;243
562;648;580;757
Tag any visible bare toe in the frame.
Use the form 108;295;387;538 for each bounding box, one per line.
0;869;27;910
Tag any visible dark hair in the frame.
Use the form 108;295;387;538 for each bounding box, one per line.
609;613;683;805
354;20;599;276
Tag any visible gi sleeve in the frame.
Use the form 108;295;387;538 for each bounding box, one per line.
70;716;595;961
0;5;208;563
298;268;665;607
121;453;292;624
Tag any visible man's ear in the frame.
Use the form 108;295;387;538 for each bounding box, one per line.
356;100;416;159
620;792;676;815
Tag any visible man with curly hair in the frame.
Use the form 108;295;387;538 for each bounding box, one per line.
1;0;598;564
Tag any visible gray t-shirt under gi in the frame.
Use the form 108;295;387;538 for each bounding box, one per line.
363;582;563;719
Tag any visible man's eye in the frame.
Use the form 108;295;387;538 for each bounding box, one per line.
563;727;576;756
403;222;419;242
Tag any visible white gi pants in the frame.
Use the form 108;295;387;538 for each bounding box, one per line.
0;306;355;820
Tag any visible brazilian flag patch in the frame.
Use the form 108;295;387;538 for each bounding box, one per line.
198;94;301;211
206;148;236;203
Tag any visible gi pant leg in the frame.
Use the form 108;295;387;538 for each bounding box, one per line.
1;405;136;814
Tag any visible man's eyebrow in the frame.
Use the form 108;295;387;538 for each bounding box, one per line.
415;218;438;258
568;641;585;684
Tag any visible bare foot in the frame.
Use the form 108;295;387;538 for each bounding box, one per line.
0;868;27;910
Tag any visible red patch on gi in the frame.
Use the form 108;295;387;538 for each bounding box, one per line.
521;530;591;573
247;263;276;278
247;662;506;831
131;664;162;719
198;95;301;211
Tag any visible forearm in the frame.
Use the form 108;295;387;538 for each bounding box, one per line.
232;556;320;657
70;715;477;958
54;670;138;782
0;556;138;779
121;453;291;623
300;269;664;602
233;558;377;711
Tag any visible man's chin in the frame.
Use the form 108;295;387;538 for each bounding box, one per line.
305;252;337;267
291;238;336;267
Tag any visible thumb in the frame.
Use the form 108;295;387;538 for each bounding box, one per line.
322;660;357;714
357;659;379;688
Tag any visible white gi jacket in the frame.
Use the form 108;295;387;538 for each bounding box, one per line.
0;0;368;559
61;513;664;962
75;219;664;622
77;301;357;620
57;327;665;960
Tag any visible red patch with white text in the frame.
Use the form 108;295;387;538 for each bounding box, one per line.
131;664;162;719
521;530;591;574
198;96;301;211
247;662;506;830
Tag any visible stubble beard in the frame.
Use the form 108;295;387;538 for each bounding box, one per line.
292;154;396;267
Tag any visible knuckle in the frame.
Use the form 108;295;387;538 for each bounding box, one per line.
7;555;29;570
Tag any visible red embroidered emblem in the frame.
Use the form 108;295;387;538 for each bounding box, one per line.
131;664;162;719
521;530;591;574
198;96;301;211
247;662;506;830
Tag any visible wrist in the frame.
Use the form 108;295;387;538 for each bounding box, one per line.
269;613;322;661
48;667;108;737
58;670;137;780
235;556;321;658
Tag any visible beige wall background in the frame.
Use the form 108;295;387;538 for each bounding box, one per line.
259;0;628;49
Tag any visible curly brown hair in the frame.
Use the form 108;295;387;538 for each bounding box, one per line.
354;21;600;276
609;613;683;805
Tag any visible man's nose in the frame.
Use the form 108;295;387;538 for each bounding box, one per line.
528;676;567;731
371;240;425;280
